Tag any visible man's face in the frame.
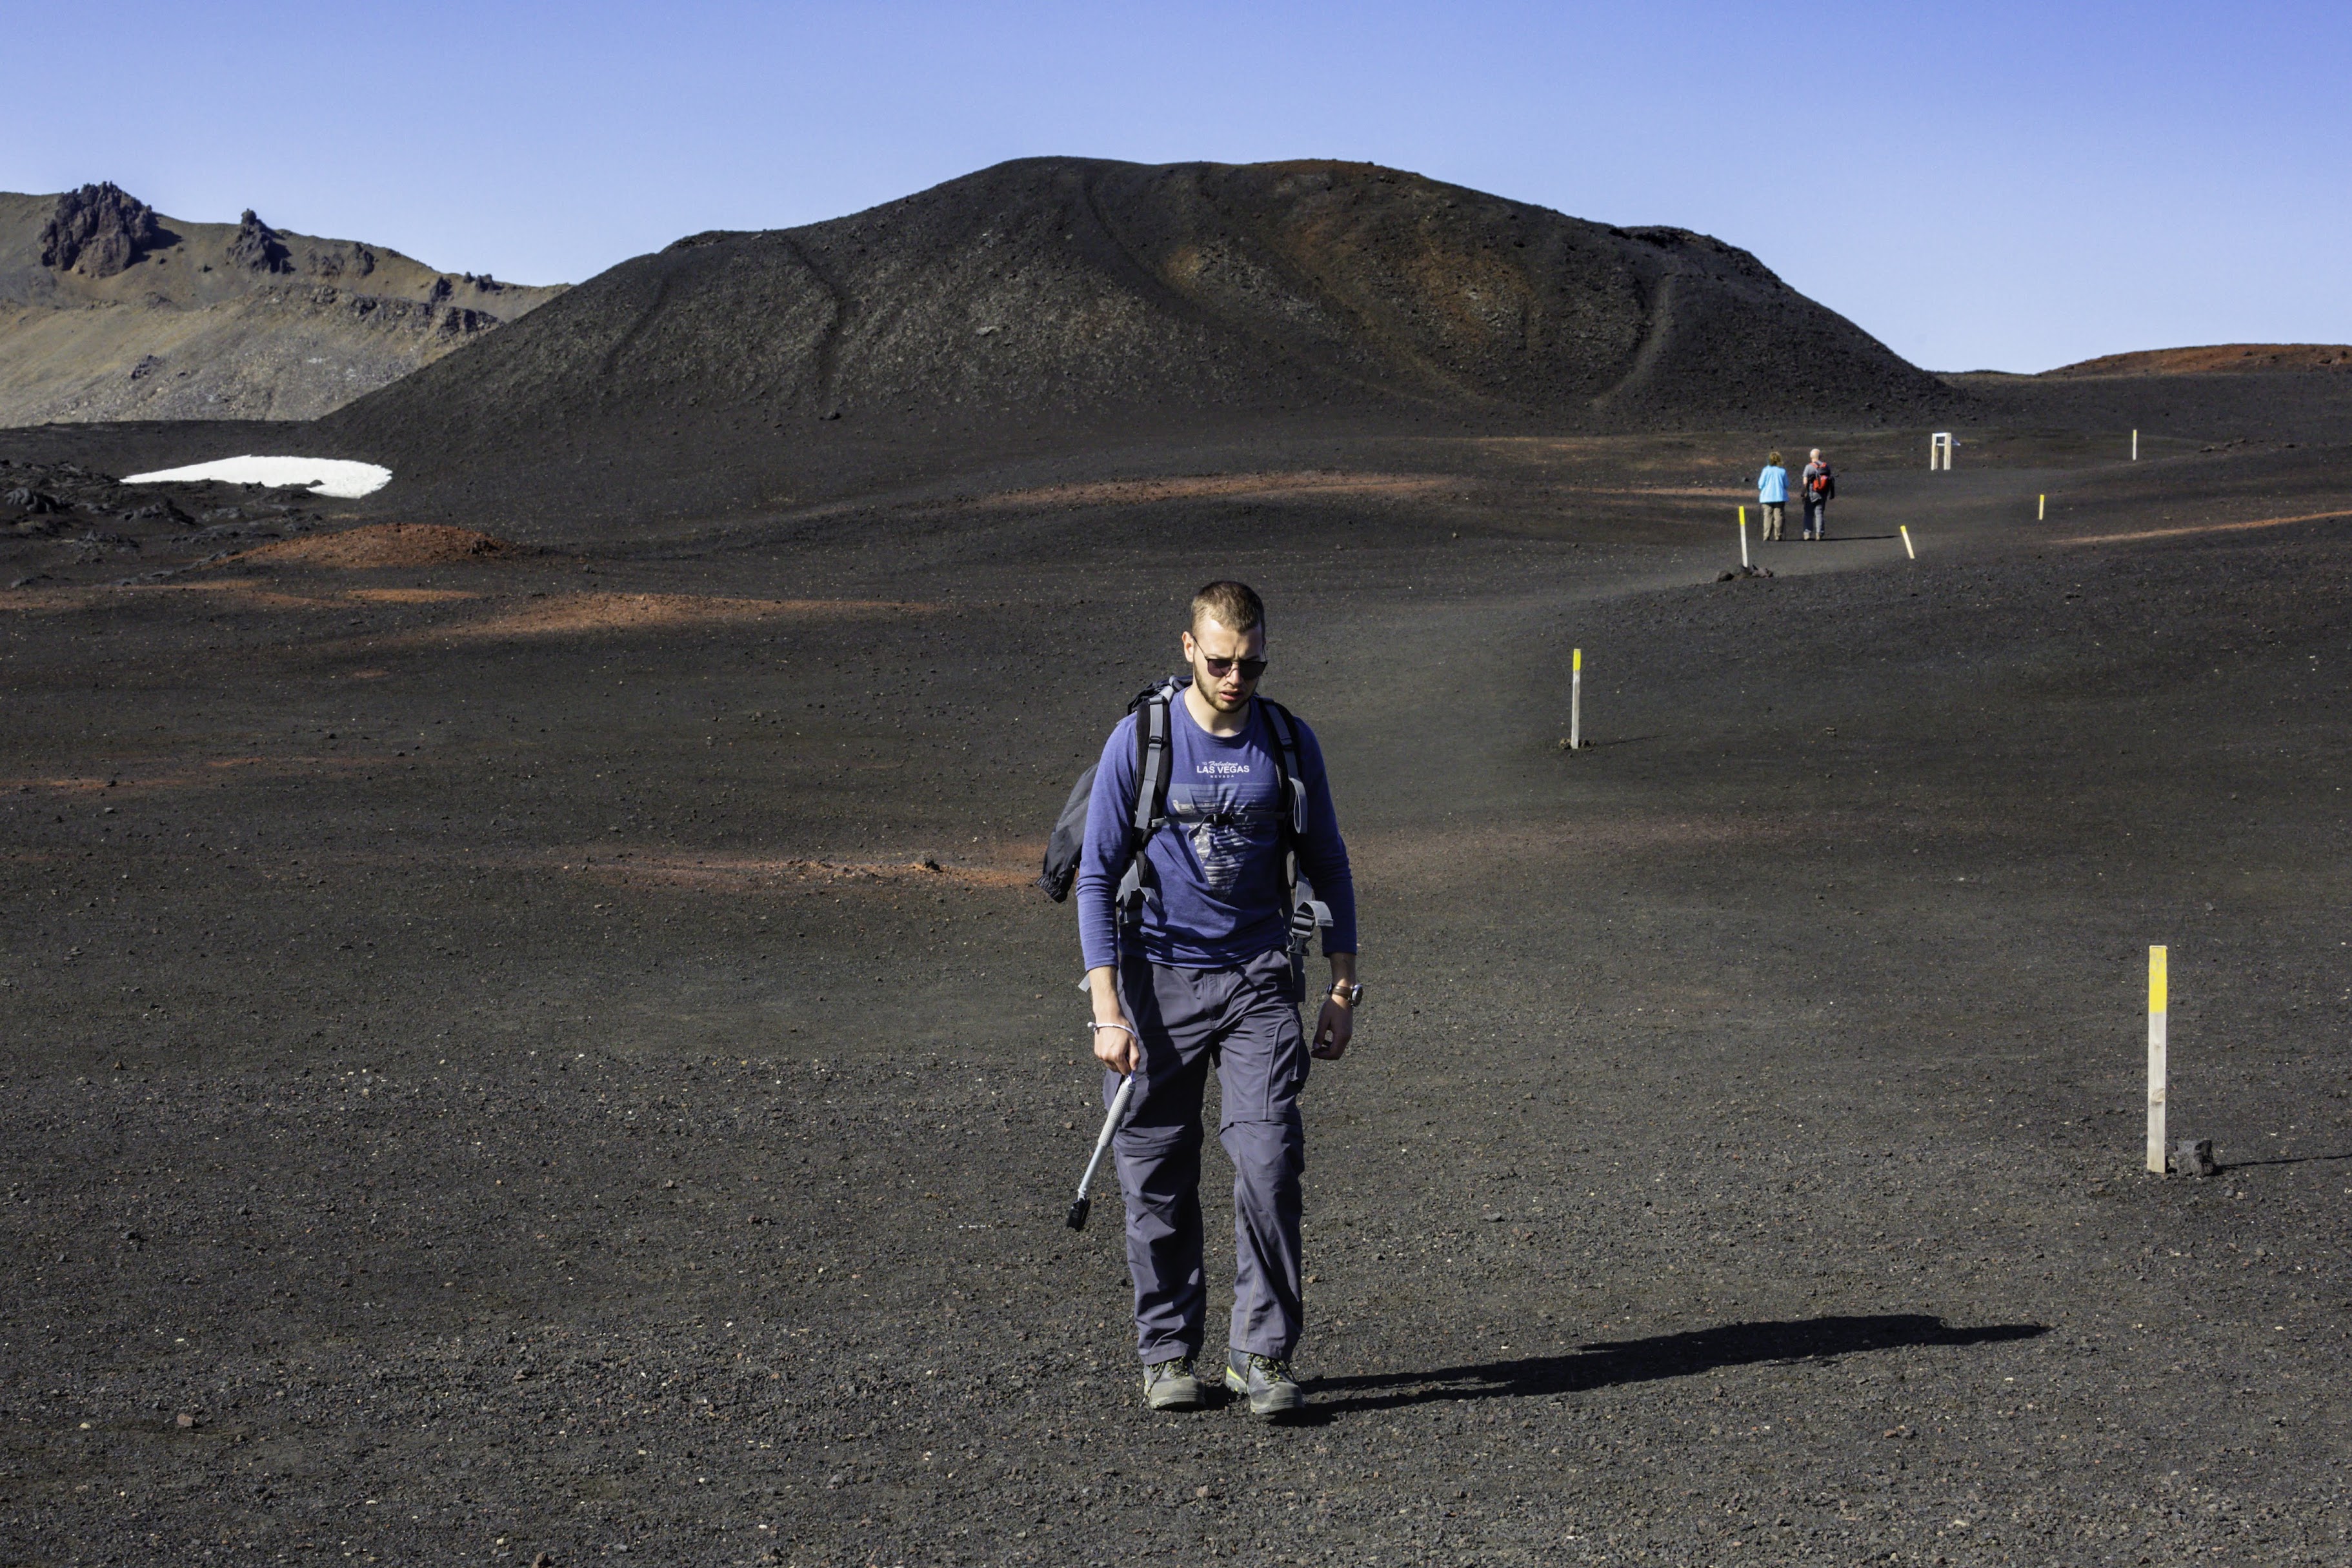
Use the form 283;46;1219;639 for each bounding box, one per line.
1182;614;1267;714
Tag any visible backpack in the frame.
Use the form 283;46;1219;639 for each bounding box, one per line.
1038;676;1330;956
1807;464;1834;499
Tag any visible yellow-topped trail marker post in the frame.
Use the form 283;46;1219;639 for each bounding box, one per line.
2147;945;2169;1174
2038;494;2047;522
1569;647;1583;751
1739;505;1749;569
1900;525;1916;559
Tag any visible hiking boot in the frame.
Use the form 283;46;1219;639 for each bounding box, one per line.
1225;1350;1305;1419
1142;1356;1203;1411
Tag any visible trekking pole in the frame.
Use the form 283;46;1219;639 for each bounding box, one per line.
1067;1073;1135;1231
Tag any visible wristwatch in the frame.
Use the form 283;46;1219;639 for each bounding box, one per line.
1329;981;1363;1007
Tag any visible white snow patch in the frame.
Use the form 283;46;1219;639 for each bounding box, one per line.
123;456;392;499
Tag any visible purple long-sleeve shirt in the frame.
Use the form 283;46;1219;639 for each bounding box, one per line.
1075;696;1356;970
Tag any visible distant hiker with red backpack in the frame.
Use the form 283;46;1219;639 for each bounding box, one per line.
1040;580;1357;1420
1802;448;1836;540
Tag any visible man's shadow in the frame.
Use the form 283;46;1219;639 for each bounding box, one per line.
1303;1314;2047;1416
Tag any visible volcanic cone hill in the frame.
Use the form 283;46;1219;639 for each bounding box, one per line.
0;183;565;425
321;157;1955;498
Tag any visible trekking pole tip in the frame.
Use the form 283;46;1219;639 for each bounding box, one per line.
1065;1196;1092;1231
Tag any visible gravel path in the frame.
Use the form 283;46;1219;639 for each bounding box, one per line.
3;427;2347;1565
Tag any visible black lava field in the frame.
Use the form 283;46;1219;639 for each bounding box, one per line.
5;157;2351;1568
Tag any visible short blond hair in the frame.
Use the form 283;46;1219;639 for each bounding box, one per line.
1189;579;1263;635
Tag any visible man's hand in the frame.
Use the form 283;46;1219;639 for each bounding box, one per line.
1311;996;1353;1060
1092;1018;1140;1074
1086;964;1139;1074
1313;952;1358;1060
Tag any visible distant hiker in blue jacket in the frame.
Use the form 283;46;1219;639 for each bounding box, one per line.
1756;450;1789;541
1076;580;1358;1421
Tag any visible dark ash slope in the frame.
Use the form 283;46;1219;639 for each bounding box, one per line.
323;157;1952;484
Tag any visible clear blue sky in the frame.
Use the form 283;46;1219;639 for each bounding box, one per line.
8;1;2347;372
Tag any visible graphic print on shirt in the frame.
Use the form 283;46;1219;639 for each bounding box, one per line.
1166;756;1280;894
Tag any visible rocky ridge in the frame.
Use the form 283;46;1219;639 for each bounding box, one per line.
2042;343;2352;377
0;184;565;424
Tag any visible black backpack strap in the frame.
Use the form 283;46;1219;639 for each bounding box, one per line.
1132;683;1174;843
1256;697;1309;840
1256;697;1332;959
1112;677;1184;927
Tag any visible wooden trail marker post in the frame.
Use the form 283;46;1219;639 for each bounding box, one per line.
2147;945;2168;1174
2039;493;2047;521
2132;428;2140;461
1569;647;1583;750
1900;525;1916;559
1739;505;1750;568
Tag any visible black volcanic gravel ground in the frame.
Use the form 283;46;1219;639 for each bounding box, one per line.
2;425;2349;1566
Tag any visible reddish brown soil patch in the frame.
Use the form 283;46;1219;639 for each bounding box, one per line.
2044;343;2352;377
399;592;934;645
1;580;930;643
240;523;524;568
1;755;395;795
974;471;1453;510
345;587;481;604
2;579;330;614
570;852;1032;892
2059;508;2352;547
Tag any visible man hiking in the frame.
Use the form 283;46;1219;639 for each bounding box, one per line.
1757;449;1789;541
1802;448;1836;540
1076;580;1358;1419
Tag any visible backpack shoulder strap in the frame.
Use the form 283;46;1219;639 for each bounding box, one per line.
1256;696;1333;956
1257;696;1308;837
1131;682;1177;838
1107;678;1184;925
1120;674;1187;839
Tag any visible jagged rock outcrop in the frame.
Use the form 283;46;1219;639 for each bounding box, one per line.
425;272;511;305
305;244;376;279
228;209;292;274
39;183;167;277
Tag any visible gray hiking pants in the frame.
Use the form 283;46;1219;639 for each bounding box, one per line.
1109;947;1308;1365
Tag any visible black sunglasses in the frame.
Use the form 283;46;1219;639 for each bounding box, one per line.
1198;653;1267;681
